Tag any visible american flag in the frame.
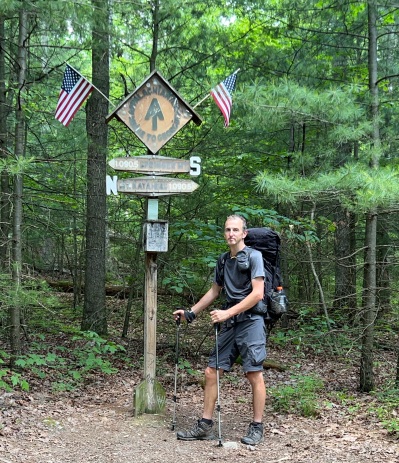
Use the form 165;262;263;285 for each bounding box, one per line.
210;72;238;127
55;64;94;127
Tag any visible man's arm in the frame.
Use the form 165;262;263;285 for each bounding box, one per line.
191;282;222;315
210;277;264;324
173;282;222;322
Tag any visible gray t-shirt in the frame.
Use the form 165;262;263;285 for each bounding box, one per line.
214;246;264;303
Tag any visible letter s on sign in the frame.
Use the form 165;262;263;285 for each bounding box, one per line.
190;156;201;176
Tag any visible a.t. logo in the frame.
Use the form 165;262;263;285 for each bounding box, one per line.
107;71;202;153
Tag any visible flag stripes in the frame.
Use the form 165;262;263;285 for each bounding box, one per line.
55;65;94;127
210;72;237;127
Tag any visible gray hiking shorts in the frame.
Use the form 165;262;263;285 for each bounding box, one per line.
208;316;267;373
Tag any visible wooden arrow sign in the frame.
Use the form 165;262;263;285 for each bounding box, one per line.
117;177;199;196
109;156;191;175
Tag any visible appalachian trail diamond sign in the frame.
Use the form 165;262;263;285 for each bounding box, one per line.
106;70;202;154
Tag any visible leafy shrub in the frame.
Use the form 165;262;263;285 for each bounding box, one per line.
0;351;29;392
0;332;127;393
369;385;399;435
269;306;359;355
269;374;324;417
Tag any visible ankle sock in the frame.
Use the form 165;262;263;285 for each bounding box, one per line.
201;418;213;425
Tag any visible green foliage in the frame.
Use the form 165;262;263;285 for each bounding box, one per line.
269;374;324;417
0;274;61;317
0;332;127;393
162;219;226;297
70;331;126;374
0;156;35;175
329;384;399;436
230;206;288;228
178;358;200;377
0;351;29;392
256;163;399;214
369;385;399;435
3;0;399;402
269;305;358;355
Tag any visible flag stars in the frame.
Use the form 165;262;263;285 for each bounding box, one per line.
62;67;81;93
55;64;94;127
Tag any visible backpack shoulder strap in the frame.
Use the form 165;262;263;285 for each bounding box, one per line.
220;251;229;266
217;251;230;279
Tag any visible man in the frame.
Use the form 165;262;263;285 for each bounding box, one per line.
173;215;267;445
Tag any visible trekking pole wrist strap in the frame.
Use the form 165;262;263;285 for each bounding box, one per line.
184;309;196;323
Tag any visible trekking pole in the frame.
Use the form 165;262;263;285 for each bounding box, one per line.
171;314;181;431
214;322;223;447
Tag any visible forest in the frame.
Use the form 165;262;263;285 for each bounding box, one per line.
1;1;399;459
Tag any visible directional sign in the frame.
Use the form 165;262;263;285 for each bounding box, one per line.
106;70;202;154
117;177;199;196
109;155;191;175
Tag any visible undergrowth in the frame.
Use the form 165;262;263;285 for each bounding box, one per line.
0;331;128;392
1;285;399;438
269;374;324;417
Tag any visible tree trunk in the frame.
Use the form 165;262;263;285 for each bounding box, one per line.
150;0;159;72
376;215;390;315
333;207;357;315
10;7;28;359
0;16;11;268
396;346;399;387
82;0;109;334
360;1;380;392
360;211;377;392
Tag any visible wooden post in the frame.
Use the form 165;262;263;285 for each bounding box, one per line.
143;251;157;410
133;215;167;415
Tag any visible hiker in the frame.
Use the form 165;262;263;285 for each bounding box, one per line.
173;214;267;445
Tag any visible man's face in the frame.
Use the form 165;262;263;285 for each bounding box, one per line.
224;218;247;247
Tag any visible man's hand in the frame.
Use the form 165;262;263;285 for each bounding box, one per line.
173;308;185;322
173;308;196;324
210;309;230;324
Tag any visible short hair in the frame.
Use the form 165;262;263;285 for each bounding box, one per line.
225;214;247;231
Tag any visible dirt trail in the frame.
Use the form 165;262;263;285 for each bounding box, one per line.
1;371;398;463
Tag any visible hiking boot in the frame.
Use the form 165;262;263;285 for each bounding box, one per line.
176;420;214;441
240;422;264;445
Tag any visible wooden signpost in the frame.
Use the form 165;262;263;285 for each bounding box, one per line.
109;155;191;175
116;177;199;196
106;70;202;416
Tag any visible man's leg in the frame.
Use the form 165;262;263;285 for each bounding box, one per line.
176;323;234;441
203;323;234;419
246;370;266;422
202;366;223;419
237;317;267;445
240;370;266;444
176;366;225;440
241;371;266;445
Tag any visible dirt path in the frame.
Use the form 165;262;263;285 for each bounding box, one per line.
1;371;398;463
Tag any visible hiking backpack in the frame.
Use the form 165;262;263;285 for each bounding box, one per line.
244;227;288;328
219;227;288;329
